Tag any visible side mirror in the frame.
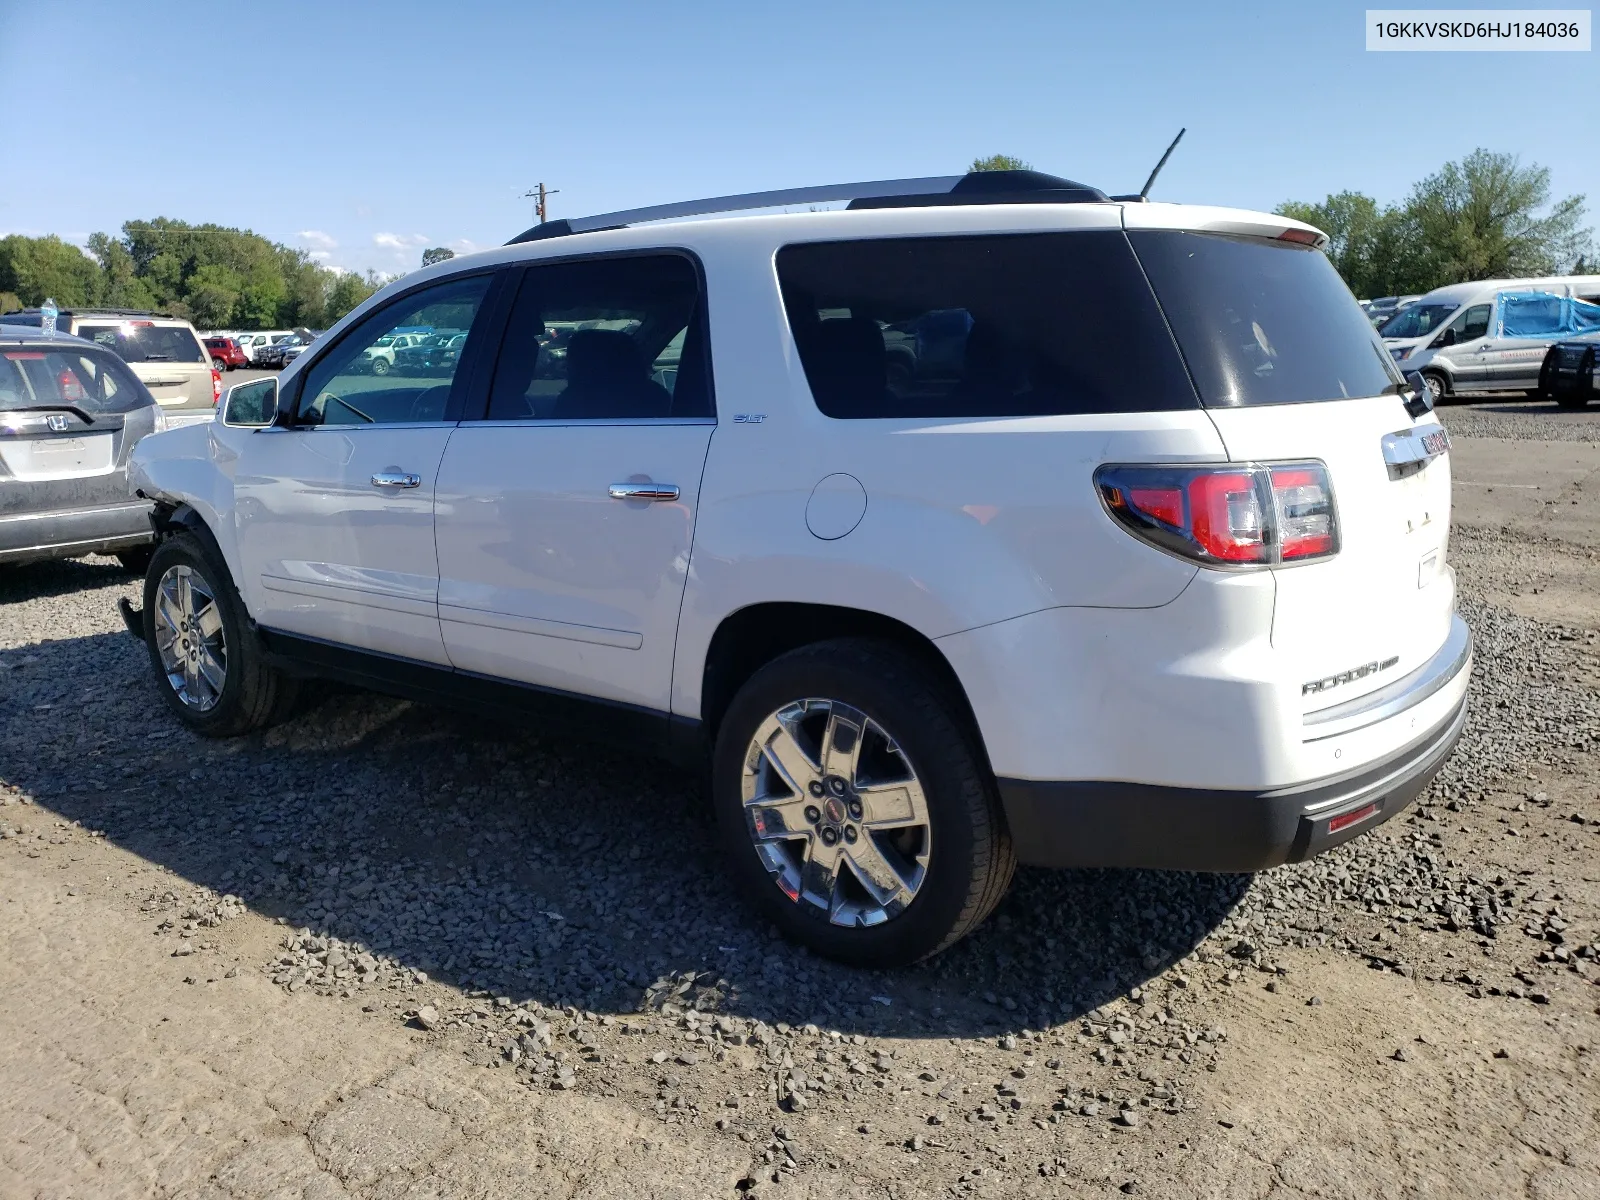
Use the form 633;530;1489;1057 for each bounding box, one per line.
222;377;280;427
1433;328;1456;348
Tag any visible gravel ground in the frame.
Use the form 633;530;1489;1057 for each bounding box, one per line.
1438;394;1600;442
2;404;1598;1198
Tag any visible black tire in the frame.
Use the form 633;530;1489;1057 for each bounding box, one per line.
1554;348;1595;410
1421;371;1449;403
371;357;391;376
211;356;226;372
115;545;154;576
712;638;1015;966
141;531;299;737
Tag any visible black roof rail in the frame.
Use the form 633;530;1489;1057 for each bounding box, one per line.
506;170;1109;245
2;306;171;318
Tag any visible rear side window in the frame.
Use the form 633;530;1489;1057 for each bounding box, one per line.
0;347;149;414
78;323;205;364
775;232;1196;419
1130;232;1401;407
486;253;711;421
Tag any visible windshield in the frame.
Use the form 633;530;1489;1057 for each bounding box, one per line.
0;346;150;413
1377;303;1456;340
78;323;204;364
1129;231;1401;406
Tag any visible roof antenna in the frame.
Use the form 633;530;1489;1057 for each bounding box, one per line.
1138;128;1186;200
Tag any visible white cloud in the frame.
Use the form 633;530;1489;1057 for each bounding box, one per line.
297;229;337;250
307;250;332;262
448;238;483;255
374;232;430;250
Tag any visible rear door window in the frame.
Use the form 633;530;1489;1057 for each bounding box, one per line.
484;253;712;420
774;232;1196;418
1130;231;1401;406
78;323;205;364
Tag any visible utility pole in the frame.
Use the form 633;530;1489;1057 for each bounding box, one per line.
522;182;560;224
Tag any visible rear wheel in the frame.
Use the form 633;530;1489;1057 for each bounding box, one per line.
142;533;298;737
712;639;1014;966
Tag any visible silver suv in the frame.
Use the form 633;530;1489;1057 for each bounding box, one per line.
0;325;163;570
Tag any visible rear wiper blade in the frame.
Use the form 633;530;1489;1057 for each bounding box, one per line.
141;354;173;361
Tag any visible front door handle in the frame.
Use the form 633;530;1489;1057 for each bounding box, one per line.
608;482;680;502
372;471;421;489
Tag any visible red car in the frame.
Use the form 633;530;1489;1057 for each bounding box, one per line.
203;336;249;371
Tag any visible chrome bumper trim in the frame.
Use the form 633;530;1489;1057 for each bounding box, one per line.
1303;615;1472;741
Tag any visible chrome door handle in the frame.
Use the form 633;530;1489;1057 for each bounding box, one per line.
608;482;680;502
371;471;421;489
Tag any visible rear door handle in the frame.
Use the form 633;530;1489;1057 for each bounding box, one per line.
372;471;421;489
608;482;680;502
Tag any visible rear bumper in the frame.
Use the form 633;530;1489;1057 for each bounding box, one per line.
997;635;1471;873
0;502;154;564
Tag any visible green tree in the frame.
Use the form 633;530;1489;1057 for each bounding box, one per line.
186;263;243;328
1279;149;1592;297
970;154;1031;173
422;246;455;267
1404;149;1590;282
0;234;102;306
87;233;157;309
327;270;382;323
0;291;22;315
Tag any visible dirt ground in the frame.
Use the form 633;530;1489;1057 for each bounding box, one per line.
1;397;1597;1199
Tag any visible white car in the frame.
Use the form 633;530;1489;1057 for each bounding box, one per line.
1381;275;1600;399
360;331;428;375
126;170;1470;965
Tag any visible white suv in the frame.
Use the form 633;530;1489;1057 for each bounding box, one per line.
126;171;1470;965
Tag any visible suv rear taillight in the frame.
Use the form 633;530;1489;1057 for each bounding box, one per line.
1095;462;1339;567
211;368;223;405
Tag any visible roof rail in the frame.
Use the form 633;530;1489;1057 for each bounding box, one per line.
506;170;1110;244
1;306;168;318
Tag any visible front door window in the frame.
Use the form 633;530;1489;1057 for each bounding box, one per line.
295;275;491;426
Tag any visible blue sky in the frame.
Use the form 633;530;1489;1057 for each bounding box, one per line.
1;0;1594;276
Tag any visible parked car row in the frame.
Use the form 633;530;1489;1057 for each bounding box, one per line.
1359;294;1420;327
1377;275;1600;400
201;329;325;368
2;306;221;415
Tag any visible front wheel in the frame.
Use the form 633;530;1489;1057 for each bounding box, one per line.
712;639;1015;966
142;532;299;737
1421;371;1448;403
370;357;391;376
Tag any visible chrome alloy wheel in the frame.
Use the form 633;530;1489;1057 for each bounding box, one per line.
152;564;227;711
741;698;932;927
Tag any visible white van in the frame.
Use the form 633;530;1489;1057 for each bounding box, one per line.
1381;275;1600;399
236;330;293;365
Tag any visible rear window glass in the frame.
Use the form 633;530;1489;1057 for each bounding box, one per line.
0;347;149;413
78;323;204;364
1129;232;1401;407
775;232;1197;419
